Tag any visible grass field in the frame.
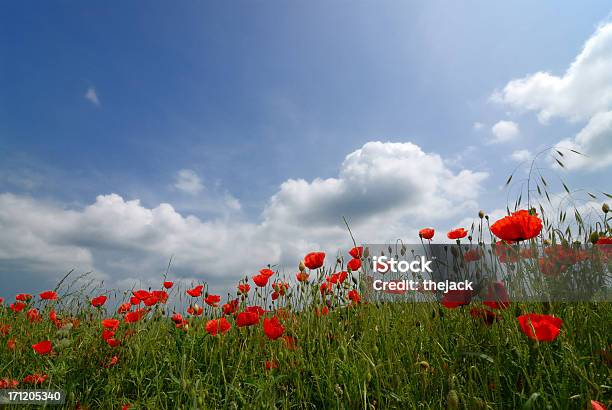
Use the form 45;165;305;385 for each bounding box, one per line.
1;205;611;409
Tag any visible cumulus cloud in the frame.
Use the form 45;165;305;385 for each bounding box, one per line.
554;111;612;170
490;120;520;143
0;142;488;295
493;22;612;170
511;149;532;162
174;169;204;195
84;87;100;106
473;122;484;130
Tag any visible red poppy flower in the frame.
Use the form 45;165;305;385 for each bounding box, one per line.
187;304;203;316
463;248;482;262
163;281;173;289
49;310;58;322
263;316;285;340
538;257;566;277
419;228;435;240
265;360;279;370
490;210;542;242
39;291;58;300
252;274;269;287
236;311;259;327
205;317;232;336
106;338;121;348
447;228;468;240
347;289;361;304
27;308;41;322
106;355;119;368
222;299;239;315
469;308;498;326
0;324;10;336
102;329;115;341
590;400;606;410
91;295;107;307
517;314;563;342
205;294;221;307
483;281;510;309
349;246;363;259
320;282;333;295
130;296;141;305
125;309;147;323
32;340;53;355
272;282;289;296
23;374;47;385
151;290;168;303
347;258;361;271
596;237;612;245
102;318;120;330
15;293;32;302
143;295;159;307
0;297;3;305
520;247;537;259
260;268;275;277
117;303;131;314
7;338;16;350
304;252;326;270
0;378;19;389
315;306;329;317
246;305;265;316
171;313;184;324
186;285;204;297
238;283;250;294
10;301;26;312
441;289;472;308
132;290;151;300
296;272;309;282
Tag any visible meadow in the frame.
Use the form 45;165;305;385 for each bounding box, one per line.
0;189;611;409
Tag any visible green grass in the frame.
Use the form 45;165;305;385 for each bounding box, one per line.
1;298;610;409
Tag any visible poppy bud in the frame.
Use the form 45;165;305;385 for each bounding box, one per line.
298;261;306;272
478;210;485;219
603;203;609;213
447;390;460;410
334;384;343;397
543;239;551;246
363;247;370;258
589;231;600;244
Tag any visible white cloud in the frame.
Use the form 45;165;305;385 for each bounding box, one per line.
473;122;484;130
493;23;612;124
511;149;532;162
554;111;612;170
493;22;612;170
0;142;488;294
490;120;520;143
174;169;204;195
84;87;100;106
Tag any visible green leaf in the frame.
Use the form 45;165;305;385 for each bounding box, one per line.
562;182;570;194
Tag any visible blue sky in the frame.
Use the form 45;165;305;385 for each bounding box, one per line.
1;1;611;297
